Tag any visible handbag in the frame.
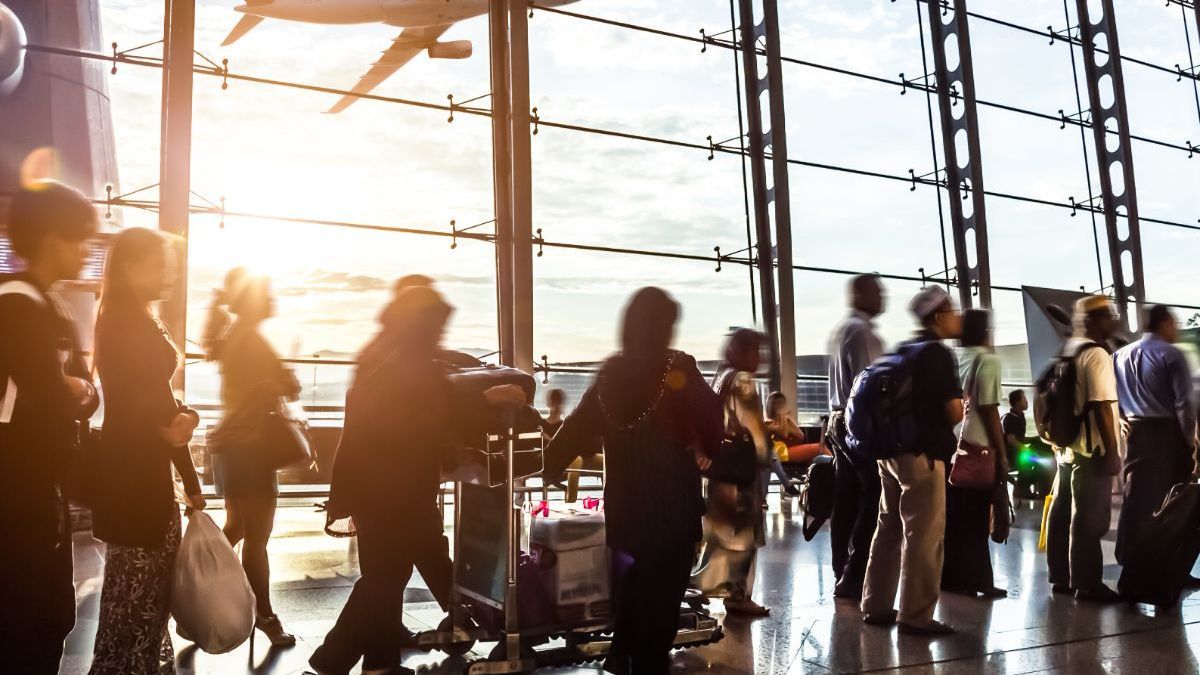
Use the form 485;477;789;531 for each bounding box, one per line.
703;373;758;487
948;355;997;491
989;481;1015;544
256;406;313;471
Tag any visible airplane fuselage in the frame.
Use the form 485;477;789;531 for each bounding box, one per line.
240;0;579;29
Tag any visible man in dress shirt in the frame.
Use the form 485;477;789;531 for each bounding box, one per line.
826;274;886;601
1113;305;1199;569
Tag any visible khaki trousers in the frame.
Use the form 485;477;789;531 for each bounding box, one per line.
861;453;946;625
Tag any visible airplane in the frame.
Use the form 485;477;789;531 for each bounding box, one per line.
222;0;581;114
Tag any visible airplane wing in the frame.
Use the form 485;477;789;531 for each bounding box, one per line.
326;24;453;114
221;14;264;47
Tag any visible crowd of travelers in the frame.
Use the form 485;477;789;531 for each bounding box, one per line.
0;181;1197;674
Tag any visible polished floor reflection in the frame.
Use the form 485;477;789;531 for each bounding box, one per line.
60;495;1200;674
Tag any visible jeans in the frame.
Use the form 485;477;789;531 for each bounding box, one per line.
828;412;881;594
1046;457;1113;592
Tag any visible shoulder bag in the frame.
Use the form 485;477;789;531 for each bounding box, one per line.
948;354;997;491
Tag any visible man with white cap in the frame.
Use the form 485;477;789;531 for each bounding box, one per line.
860;285;963;636
1045;295;1122;602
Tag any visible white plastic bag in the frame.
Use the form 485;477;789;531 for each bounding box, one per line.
171;511;256;654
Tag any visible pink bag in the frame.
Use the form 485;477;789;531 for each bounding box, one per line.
949;439;996;490
949;354;996;491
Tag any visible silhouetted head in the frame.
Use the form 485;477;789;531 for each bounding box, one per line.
960;309;991;349
229;275;275;324
723;328;765;374
1009;389;1028;414
1144;304;1178;343
7;180;98;282
850;274;885;318
620;287;679;362
217;266;248;305
393;274;435;296
101;228;174;313
380;285;454;354
547;388;566;416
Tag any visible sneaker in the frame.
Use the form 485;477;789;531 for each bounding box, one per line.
898;620;956;636
862;609;898;626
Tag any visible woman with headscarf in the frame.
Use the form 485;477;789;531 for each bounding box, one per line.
691;329;782;617
545;287;723;675
310;286;525;675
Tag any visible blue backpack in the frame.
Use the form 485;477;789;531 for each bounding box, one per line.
844;341;929;460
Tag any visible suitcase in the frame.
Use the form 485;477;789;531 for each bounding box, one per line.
800;454;835;541
1117;482;1200;607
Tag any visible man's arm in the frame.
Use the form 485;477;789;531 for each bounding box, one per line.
1168;350;1197;452
0;298;79;423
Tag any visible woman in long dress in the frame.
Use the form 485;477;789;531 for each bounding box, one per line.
89;228;205;674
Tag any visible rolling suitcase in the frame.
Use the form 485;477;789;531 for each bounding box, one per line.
1117;482;1200;607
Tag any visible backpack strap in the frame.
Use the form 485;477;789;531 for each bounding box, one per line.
0;281;49;425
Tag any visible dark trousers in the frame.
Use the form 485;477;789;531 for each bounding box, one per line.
828;413;880;594
1116;419;1192;566
942;483;995;592
1046;457;1113;592
606;542;694;675
311;505;453;674
0;502;75;675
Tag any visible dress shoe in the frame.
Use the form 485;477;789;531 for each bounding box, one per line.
1075;585;1121;603
898;619;956;636
1051;583;1074;595
980;586;1009;599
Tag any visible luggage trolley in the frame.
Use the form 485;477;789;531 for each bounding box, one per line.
417;411;724;673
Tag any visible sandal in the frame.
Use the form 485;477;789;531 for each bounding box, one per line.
255;613;297;647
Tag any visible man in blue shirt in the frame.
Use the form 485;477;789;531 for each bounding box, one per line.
1113;305;1199;570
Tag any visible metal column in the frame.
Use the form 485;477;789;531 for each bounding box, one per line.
508;2;534;374
490;0;516;367
760;0;797;413
924;0;992;309
1075;0;1146;329
159;0;195;386
736;0;782;395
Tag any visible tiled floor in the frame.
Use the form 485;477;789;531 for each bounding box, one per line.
59;495;1200;674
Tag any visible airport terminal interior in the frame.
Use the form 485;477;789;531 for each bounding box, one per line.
3;0;1200;673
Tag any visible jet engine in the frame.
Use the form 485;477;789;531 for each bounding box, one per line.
428;39;472;60
0;2;27;97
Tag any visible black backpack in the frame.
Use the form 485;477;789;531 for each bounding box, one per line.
1033;341;1104;448
800;454;835;541
844;341;928;460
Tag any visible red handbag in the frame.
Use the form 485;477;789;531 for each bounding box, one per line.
948;355;996;491
949;438;996;490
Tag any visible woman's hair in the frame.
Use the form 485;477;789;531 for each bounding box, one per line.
620;287;679;363
723;328;764;372
218;267;248;305
229;275;273;322
99;227;166;318
961;308;991;348
767;391;788;420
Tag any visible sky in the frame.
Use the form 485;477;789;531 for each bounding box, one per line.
93;0;1200;367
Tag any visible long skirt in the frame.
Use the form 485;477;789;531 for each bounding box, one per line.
89;510;181;675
